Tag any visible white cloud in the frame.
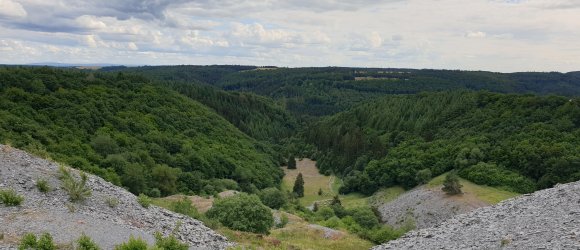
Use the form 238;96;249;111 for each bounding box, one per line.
0;0;578;72
369;32;384;48
466;31;487;38
75;15;107;30
84;35;97;48
0;0;27;18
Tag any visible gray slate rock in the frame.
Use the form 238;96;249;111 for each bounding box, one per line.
0;145;233;249
373;181;580;250
376;187;488;229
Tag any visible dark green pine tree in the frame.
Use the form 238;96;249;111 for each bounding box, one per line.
287;156;297;169
293;173;304;197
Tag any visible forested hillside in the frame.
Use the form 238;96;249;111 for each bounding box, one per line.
0;67;283;196
102;66;299;143
105;66;580;119
308;92;580;194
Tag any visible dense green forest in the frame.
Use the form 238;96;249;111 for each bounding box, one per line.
3;65;580;199
0;67;283;196
102;66;299;144
105;66;580;119
308;91;580;194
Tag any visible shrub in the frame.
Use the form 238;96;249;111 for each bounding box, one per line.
330;195;341;206
442;171;463;195
0;188;24;206
147;188;161;198
276;214;289;228
350;207;379;229
137;194;152;208
59;166;92;202
171;197;199;218
363;226;406;244
114;236;149;250
37;233;56;250
19;233;37;250
154;232;188;250
18;233;56;250
330;203;348;218
317;206;335;220
105;196;119;208
36;179;51;193
114;233;188;250
77;234;101;250
258;188;287;209
323;216;343;229
415;169;432;184
341;216;363;233
207;193;273;234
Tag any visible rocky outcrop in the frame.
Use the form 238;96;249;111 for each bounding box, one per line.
376;187;488;229
373;181;580;249
0;145;233;249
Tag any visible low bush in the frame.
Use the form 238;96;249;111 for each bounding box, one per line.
317;206;335;220
59;166;92;202
77;234;101;250
171;197;199;218
0;188;24;206
207;193;273;234
258;187;287;209
105;196;119;208
323;216;343;229
36;179;51;193
153;232;188;250
114;233;189;250
276;213;289;229
137;194;152;208
18;232;56;250
350;207;379;229
19;233;37;250
362;226;406;244
114;236;148;250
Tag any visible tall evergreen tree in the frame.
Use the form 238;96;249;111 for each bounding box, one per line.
293;173;304;197
287;156;297;169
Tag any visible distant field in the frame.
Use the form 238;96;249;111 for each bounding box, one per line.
283;159;370;209
428;173;519;204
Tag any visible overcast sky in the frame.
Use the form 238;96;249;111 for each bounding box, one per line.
0;0;579;72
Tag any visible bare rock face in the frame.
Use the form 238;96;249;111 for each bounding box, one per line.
0;145;233;249
376;187;488;229
373;181;580;250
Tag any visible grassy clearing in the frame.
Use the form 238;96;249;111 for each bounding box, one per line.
222;218;373;250
368;187;406;207
428;173;519;204
283;159;336;207
283;159;371;209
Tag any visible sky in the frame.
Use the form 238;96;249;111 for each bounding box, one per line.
0;0;579;72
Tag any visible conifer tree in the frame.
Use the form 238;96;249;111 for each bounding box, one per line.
287;156;297;169
293;173;304;197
